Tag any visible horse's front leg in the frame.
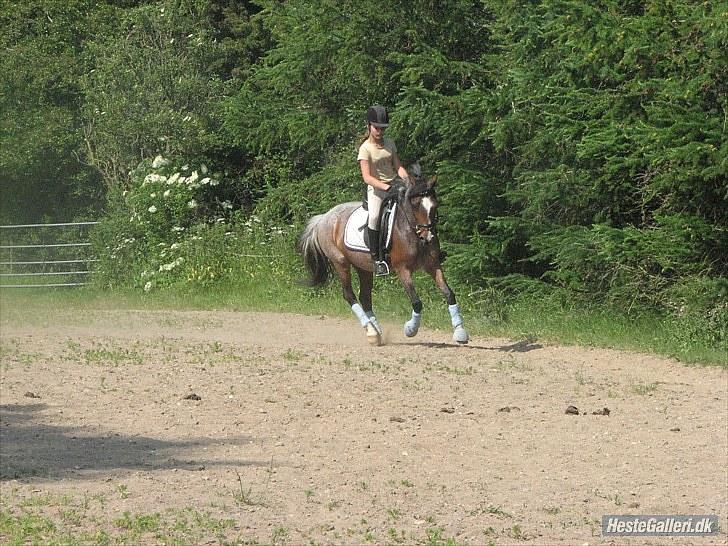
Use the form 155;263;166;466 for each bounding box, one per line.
395;268;423;337
429;266;469;344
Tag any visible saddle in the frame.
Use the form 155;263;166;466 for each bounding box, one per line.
343;194;399;260
366;194;398;260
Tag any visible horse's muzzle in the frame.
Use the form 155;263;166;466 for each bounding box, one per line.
416;224;435;242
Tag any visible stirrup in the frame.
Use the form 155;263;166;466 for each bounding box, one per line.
374;260;390;276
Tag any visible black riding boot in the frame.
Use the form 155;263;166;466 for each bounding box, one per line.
367;228;389;276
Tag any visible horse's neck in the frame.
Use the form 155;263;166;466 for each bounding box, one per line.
394;201;417;242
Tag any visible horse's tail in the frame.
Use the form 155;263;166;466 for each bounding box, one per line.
297;214;331;287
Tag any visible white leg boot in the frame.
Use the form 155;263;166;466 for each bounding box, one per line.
366;311;383;336
448;304;469;344
353;303;381;346
403;311;421;337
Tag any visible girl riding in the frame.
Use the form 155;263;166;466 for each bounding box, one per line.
357;105;410;276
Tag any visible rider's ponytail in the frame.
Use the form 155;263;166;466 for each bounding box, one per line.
359;124;370;145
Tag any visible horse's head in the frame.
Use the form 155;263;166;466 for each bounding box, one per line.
403;163;438;242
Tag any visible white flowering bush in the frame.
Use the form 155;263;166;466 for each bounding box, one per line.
93;155;243;289
128;155;221;237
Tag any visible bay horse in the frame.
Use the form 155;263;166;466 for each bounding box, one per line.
297;164;468;346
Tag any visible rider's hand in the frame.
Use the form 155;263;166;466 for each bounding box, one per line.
387;181;405;199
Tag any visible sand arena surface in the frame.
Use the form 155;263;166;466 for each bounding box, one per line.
1;309;726;545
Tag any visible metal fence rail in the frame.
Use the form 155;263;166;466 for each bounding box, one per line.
0;259;99;265
1;221;99;229
0;221;99;288
3;243;92;249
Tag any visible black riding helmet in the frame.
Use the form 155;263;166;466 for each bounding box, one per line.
367;105;389;128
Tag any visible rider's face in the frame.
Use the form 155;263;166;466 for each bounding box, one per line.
369;124;386;140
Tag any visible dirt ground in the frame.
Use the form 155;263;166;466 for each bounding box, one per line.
1;308;726;545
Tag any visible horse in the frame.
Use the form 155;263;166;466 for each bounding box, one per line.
297;164;468;346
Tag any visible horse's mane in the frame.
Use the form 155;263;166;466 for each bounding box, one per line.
406;163;432;197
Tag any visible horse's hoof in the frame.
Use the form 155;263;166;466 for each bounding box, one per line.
453;325;469;344
368;316;383;336
366;323;382;346
403;322;419;338
367;333;382;346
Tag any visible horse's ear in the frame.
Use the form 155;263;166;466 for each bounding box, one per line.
427;175;437;189
409;162;422;181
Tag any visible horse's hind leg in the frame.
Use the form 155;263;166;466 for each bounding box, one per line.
427;265;469;344
334;262;357;307
356;267;382;336
334;262;381;345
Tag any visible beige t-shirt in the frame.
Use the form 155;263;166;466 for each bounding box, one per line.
357;138;398;183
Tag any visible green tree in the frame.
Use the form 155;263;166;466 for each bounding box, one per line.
223;0;495;220
0;0;109;223
80;0;266;194
483;0;727;304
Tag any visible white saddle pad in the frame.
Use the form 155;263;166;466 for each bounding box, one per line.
344;205;396;252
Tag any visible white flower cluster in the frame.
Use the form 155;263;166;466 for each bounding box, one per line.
143;174;167;186
159;257;184;272
142;158;219;192
121;156;239;294
152;155;170;169
244;215;261;228
163;170;219;190
106;236;138;259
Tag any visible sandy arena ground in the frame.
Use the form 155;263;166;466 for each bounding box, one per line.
1;309;726;545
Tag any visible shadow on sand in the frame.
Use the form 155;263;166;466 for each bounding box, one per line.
390;338;543;353
0;403;269;481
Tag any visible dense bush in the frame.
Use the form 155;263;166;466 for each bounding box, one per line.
80;1;234;189
93;154;296;291
93;156;234;289
0;0;107;223
6;0;726;350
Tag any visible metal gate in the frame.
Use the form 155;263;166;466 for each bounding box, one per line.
0;221;99;288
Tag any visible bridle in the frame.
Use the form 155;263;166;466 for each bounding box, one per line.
402;180;438;241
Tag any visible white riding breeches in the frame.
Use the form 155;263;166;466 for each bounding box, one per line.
367;185;388;229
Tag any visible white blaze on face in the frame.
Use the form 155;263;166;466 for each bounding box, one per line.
421;196;435;242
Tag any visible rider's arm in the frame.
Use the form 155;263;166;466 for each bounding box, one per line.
392;153;410;182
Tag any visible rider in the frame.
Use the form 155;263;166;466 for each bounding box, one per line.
357;105;410;276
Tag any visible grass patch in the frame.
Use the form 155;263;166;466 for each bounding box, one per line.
113;511;161;533
61;339;144;367
1;263;724;367
0;491;477;546
85;345;144;366
233;470;267;508
631;382;659;396
0;504;237;546
282;348;306;363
